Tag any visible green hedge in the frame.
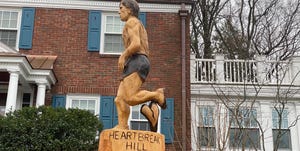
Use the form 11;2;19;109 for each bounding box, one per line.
0;106;102;151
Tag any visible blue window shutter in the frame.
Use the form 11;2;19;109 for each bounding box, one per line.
139;12;146;27
100;96;117;129
19;8;35;49
88;10;101;51
52;95;66;108
161;98;174;143
112;102;118;127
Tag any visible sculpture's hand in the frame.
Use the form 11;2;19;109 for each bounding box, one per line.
118;54;126;71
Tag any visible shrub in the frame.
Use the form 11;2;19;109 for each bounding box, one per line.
0;106;102;151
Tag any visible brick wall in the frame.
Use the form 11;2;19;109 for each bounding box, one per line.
20;8;191;150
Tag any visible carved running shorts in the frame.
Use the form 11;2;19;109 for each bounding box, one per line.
122;54;150;82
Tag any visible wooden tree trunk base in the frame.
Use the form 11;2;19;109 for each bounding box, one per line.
98;129;165;151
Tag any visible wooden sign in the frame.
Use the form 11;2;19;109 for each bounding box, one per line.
98;129;165;151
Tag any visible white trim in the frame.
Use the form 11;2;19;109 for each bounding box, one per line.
0;0;191;13
100;12;124;55
36;83;46;107
0;56;57;89
66;94;100;116
0;7;22;51
5;71;19;114
128;104;162;133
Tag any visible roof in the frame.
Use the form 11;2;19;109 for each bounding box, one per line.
0;42;57;70
26;55;57;70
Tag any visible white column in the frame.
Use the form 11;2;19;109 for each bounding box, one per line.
5;71;19;114
36;83;46;107
256;55;267;84
190;54;196;83
260;101;273;150
15;90;22;110
290;56;300;85
217;103;229;151
292;103;300;151
215;54;225;83
190;98;197;150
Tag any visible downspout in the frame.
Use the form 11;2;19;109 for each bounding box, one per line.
179;3;188;151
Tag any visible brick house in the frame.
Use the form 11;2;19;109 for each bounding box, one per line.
0;0;192;150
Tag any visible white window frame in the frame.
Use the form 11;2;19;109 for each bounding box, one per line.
228;107;261;149
229;107;258;128
272;108;292;150
197;105;216;148
194;100;217;151
66;94;100;116
0;7;21;50
100;12;125;55
128;103;162;133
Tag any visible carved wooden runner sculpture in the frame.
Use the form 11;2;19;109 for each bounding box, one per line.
114;0;167;132
99;1;167;150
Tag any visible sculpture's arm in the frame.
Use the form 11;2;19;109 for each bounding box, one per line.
124;19;141;58
118;19;141;71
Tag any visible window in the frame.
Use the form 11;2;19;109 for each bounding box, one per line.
272;108;292;150
22;93;31;107
229;108;260;149
198;106;216;148
66;95;99;115
0;93;7;116
130;104;150;131
0;8;21;49
101;13;125;54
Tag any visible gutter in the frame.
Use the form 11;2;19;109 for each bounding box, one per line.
179;3;189;151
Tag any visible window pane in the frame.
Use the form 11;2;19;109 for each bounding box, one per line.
10;20;17;28
131;105;139;119
130;104;149;130
72;100;80;108
0;93;7;106
105;16;124;33
250;109;257;127
131;121;149;131
104;34;123;53
113;26;120;32
131;122;139;130
272;108;289;129
0;10;19;49
131;105;146;120
229;128;260;149
11;12;18;19
80;100;88;109
107;16;113;24
3;12;9;20
103;15;125;54
230;108;257;128
132;111;139;119
273;129;291;149
0;30;17;48
199;106;214;127
88;100;95;110
0;11;2;24
22;93;31;107
10;12;18;28
198;127;216;147
2;12;9;28
71;99;96;115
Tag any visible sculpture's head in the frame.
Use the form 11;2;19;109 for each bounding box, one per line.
119;0;140;18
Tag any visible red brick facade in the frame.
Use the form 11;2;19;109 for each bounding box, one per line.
20;7;191;151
